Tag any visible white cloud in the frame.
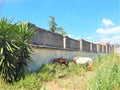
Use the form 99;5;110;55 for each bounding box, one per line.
101;37;112;42
102;18;115;27
96;18;120;44
101;35;120;44
97;26;120;35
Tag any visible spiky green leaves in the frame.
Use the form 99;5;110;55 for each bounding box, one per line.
0;17;35;83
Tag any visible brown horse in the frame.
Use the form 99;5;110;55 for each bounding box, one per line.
51;58;69;67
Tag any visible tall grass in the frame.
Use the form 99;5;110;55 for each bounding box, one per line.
0;62;86;90
88;54;120;90
1;54;119;90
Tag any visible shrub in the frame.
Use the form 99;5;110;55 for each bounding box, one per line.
0;17;35;83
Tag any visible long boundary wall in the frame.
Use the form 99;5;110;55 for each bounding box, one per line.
28;46;106;71
27;23;114;71
30;24;114;53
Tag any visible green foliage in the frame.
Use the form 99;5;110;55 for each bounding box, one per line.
88;54;120;90
0;62;86;89
36;64;54;81
0;72;42;90
1;53;119;89
49;16;57;33
48;16;68;35
55;27;67;35
98;53;101;63
36;62;85;81
14;23;35;82
0;17;35;83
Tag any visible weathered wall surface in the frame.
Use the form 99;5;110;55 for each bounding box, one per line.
31;27;64;48
30;26;114;53
92;43;97;53
81;39;90;52
28;47;106;72
27;23;114;72
66;37;80;50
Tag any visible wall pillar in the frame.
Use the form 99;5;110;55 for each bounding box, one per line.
102;45;104;53
63;35;66;49
106;45;108;53
97;44;100;53
90;42;93;52
79;39;83;51
109;45;111;53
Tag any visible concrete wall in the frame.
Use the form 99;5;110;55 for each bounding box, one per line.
102;46;106;53
28;47;106;72
31;27;64;48
81;39;90;52
27;23;114;72
92;43;97;53
30;25;114;53
66;37;80;50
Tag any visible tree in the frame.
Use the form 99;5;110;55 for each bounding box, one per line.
56;27;67;35
48;16;68;35
48;16;57;33
0;17;35;83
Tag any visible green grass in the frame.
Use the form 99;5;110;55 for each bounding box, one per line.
0;53;120;90
0;61;86;90
88;53;120;90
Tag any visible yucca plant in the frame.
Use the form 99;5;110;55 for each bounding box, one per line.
0;17;35;83
0;17;18;83
14;23;36;81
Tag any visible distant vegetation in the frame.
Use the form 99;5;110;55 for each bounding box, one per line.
48;16;57;33
48;16;67;35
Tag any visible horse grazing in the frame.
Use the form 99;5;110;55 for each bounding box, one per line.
51;58;69;67
71;56;93;70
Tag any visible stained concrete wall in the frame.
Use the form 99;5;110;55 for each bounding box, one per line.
66;37;80;50
31;27;63;48
28;46;106;72
30;26;114;53
27;23;113;72
81;39;90;52
91;43;97;53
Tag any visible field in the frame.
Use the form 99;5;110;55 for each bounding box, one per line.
0;53;120;90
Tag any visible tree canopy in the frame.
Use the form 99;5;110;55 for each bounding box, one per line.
48;16;67;35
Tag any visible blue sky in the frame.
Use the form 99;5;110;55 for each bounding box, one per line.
0;0;120;44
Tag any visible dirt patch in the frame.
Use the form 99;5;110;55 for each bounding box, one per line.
41;71;95;90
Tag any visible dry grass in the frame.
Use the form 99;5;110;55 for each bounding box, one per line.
41;71;95;90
